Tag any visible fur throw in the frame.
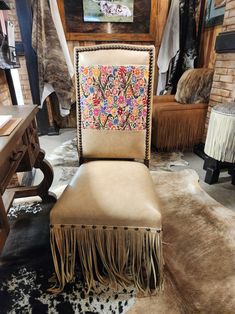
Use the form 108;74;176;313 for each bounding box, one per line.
175;68;214;104
32;0;75;110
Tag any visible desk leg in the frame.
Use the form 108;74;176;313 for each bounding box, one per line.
34;149;56;202
14;149;56;202
0;196;10;252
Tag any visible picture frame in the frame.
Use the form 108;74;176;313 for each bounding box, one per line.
57;0;157;41
204;0;225;28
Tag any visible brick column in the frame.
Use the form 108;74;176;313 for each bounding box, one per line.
204;0;235;141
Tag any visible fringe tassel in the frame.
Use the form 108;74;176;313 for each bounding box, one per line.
156;111;206;151
49;225;163;295
205;112;235;163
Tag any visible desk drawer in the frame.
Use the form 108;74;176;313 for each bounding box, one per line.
0;134;28;194
17;120;40;171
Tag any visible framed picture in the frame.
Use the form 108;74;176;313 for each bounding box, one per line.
57;0;156;41
83;0;134;23
205;0;225;28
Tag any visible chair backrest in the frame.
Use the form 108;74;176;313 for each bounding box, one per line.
75;44;155;164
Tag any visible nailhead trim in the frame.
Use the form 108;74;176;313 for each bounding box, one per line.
76;49;83;159
145;48;154;163
50;224;162;233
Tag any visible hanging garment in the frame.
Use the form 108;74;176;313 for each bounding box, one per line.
157;0;180;95
49;0;74;79
32;0;75;116
0;10;7;35
164;0;198;94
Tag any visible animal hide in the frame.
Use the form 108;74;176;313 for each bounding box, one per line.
175;68;214;104
151;169;235;313
32;0;75;111
3;168;234;313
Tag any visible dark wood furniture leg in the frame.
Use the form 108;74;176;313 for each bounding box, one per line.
204;157;221;184
228;166;235;185
14;149;56;203
0;196;10;250
204;156;235;185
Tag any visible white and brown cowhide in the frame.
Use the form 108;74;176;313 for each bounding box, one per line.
146;169;235;313
129;170;235;314
8;169;235;313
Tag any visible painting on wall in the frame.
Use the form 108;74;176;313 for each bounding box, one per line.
205;0;225;28
83;0;134;23
57;0;156;41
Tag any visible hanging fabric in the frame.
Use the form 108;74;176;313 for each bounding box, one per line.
164;0;198;94
157;0;180;95
49;0;74;78
157;0;198;95
32;0;75;116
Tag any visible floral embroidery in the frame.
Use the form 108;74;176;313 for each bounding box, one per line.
79;65;149;130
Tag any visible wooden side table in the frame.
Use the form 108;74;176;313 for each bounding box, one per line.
0;105;56;251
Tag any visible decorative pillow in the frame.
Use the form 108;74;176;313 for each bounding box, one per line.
175;68;214;104
79;65;149;131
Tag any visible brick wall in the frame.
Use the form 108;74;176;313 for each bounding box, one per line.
204;0;235;140
223;0;235;31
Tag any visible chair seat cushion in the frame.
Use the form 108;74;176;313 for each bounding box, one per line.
50;161;161;229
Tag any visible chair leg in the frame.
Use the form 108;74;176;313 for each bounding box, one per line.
228;166;235;185
204;157;221;184
144;159;150;168
205;167;220;184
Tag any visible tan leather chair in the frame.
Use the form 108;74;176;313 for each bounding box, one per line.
49;44;163;295
152;95;208;151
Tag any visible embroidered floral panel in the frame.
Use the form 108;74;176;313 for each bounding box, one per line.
79;65;149;130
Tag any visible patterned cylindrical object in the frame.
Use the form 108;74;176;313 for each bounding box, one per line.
205;103;235;163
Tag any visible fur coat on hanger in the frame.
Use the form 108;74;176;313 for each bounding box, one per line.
32;0;75;115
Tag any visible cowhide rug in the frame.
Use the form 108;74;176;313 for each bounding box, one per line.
1;170;234;313
0;203;135;314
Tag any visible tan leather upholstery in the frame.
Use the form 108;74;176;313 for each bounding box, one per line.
81;129;146;158
78;47;151;66
50;161;161;228
152;95;208;151
75;44;155;161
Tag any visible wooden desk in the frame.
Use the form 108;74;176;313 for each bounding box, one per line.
0;105;56;251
